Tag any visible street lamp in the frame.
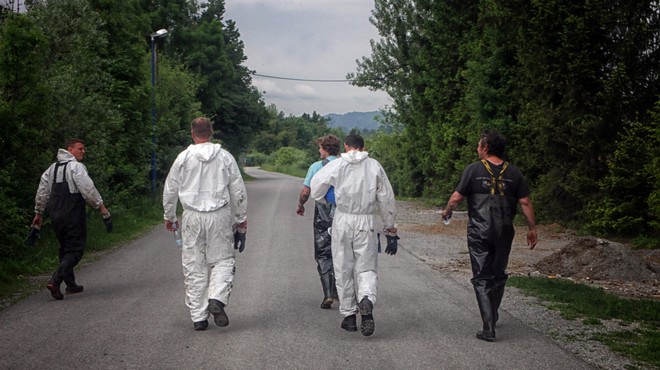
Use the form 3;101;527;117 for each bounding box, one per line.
150;28;168;194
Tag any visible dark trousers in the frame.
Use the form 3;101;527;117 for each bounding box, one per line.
51;221;86;287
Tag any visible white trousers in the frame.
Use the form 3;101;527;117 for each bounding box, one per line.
331;212;378;317
181;207;236;322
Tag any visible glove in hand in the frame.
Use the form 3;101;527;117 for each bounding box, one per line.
385;235;399;255
234;230;246;253
25;226;41;246
103;216;113;233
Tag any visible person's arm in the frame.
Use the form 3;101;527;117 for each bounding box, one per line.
297;186;311;216
519;196;537;249
33;166;53;228
376;165;397;230
163;156;182;225
441;191;464;220
227;155;248;225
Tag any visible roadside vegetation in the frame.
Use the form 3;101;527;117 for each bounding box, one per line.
509;276;660;368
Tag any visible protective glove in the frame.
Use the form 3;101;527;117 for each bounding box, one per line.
102;213;113;233
234;228;246;253
25;226;41;247
385;235;400;255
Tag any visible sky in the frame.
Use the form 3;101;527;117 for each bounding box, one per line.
224;0;392;116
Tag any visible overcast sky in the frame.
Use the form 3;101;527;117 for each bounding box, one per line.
224;0;391;116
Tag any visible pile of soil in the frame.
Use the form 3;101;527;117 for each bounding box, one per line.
533;236;660;298
534;237;657;282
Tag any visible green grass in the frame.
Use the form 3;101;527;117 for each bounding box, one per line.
259;163;307;178
509;276;660;367
0;195;164;308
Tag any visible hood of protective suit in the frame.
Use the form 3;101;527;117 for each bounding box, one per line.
56;149;77;162
188;142;221;162
341;150;369;163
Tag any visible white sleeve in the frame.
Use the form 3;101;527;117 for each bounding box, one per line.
72;163;104;208
310;164;333;202
227;154;248;224
162;155;182;222
376;163;397;228
34;165;54;214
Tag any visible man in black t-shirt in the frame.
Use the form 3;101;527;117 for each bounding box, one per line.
441;130;537;342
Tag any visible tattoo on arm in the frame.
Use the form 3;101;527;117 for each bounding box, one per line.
298;187;310;206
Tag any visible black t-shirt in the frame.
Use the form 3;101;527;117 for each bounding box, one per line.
455;160;530;199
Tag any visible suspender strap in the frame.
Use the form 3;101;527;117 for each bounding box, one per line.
54;161;71;183
481;159;508;196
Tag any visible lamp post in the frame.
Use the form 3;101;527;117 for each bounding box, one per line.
150;28;168;194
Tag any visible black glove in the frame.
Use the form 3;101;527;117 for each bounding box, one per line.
385;235;399;255
25;226;41;246
103;215;113;233
234;230;246;253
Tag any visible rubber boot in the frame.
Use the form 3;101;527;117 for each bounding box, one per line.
491;279;507;327
320;273;334;309
330;273;339;301
473;280;495;342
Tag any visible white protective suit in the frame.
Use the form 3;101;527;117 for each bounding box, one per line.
163;142;247;323
310;150;396;317
34;149;104;214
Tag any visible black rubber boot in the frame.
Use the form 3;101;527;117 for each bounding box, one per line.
320;273;334;309
473;280;495;342
330;273;339;301
491;278;507;327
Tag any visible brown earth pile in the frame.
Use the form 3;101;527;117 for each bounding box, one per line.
534;236;659;285
534;237;660;299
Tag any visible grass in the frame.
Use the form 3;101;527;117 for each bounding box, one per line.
259;163;307;178
0;195;164;308
508;276;660;367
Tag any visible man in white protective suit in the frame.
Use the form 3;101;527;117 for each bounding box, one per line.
310;134;398;337
163;117;248;331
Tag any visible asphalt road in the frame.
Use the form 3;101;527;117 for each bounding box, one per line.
0;167;592;369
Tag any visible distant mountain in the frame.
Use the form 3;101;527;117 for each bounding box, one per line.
325;111;382;133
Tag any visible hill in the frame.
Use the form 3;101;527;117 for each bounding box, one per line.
325;111;382;133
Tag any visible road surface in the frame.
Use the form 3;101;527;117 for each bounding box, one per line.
0;168;592;369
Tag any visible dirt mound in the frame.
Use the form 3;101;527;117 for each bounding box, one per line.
534;237;658;283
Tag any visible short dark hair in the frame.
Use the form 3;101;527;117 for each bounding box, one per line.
480;129;506;158
344;134;364;150
317;134;341;156
65;138;84;149
191;117;213;139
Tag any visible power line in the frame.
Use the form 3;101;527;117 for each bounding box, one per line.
252;72;350;83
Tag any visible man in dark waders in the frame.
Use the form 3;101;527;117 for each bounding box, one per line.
296;134;341;309
31;139;112;300
441;130;537;342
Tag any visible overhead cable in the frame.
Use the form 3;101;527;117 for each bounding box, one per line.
252;72;350;83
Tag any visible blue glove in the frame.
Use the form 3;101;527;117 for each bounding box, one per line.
325;186;336;205
385;235;399;255
234;230;246;253
25;226;41;246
